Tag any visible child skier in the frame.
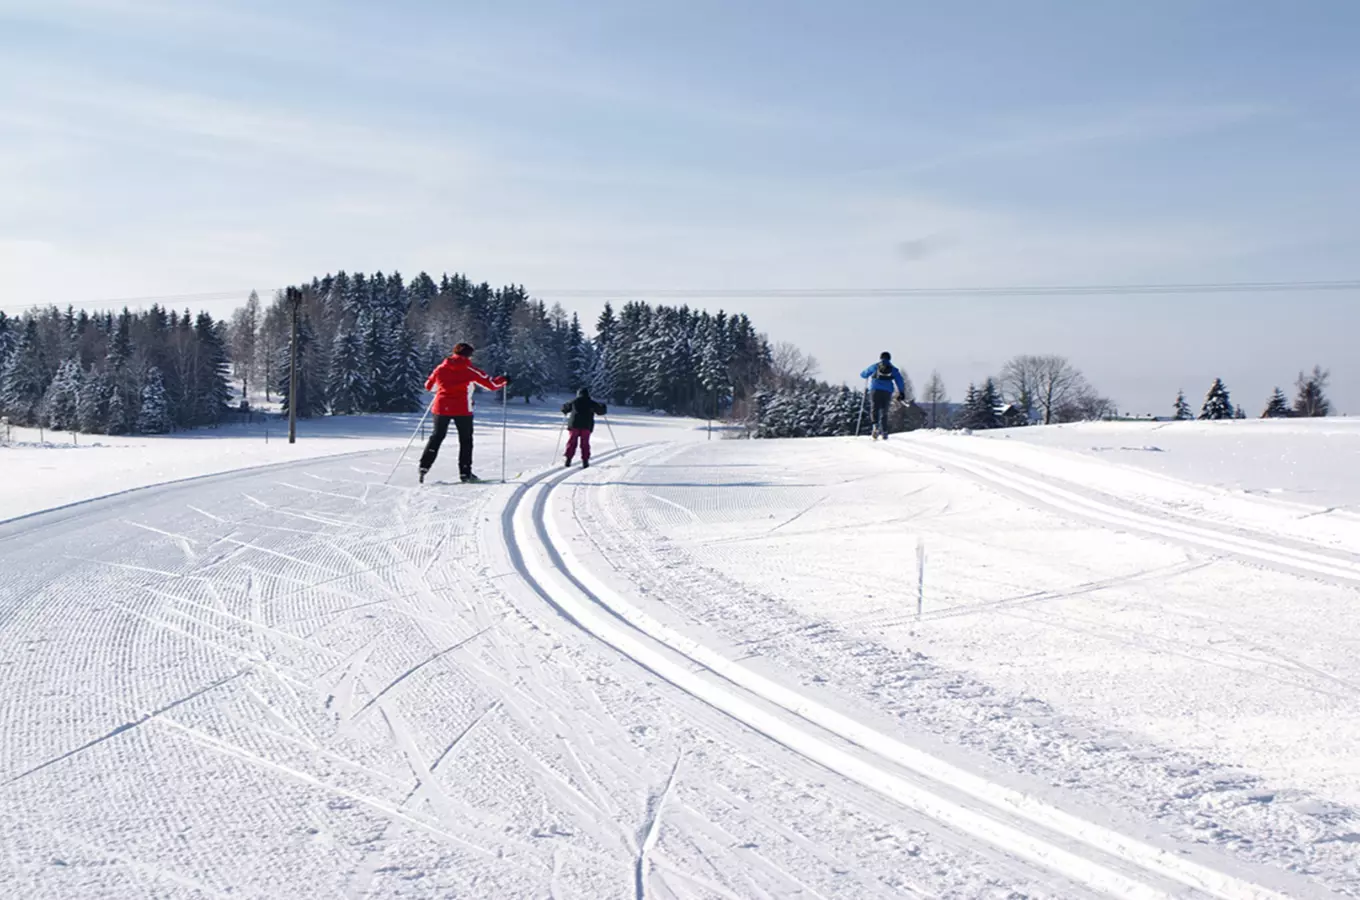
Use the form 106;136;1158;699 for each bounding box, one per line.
418;343;508;483
561;387;607;469
859;351;907;439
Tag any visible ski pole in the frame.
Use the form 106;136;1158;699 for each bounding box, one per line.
385;398;434;484
602;413;620;452
854;378;869;437
551;417;567;466
501;382;509;483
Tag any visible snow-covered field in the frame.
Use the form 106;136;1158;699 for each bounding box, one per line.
0;414;461;524
3;410;1357;898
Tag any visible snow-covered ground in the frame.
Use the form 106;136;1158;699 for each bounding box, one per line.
2;413;1357;898
0;399;690;523
986;418;1360;511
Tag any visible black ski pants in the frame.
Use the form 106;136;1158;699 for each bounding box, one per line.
419;415;474;476
870;390;892;435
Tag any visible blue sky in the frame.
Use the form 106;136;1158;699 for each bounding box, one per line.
2;0;1358;414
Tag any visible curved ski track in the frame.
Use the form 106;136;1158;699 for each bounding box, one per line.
504;451;1300;900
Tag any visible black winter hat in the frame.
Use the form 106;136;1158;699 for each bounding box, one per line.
880;351;892;361
577;387;590;397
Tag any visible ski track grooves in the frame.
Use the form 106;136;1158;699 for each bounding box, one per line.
891;441;1360;587
503;451;1301;900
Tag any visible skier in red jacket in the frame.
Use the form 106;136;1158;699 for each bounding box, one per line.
418;343;508;483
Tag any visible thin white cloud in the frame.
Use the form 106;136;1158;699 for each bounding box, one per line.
840;102;1274;179
10;74;482;188
0;0;314;46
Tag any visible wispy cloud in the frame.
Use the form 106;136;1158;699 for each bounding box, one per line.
0;0;314;47
840;102;1275;180
2;67;485;190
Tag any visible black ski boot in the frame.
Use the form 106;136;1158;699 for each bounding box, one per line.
564;458;573;468
418;468;427;484
582;459;589;469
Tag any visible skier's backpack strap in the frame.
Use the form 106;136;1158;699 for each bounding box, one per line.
877;361;894;379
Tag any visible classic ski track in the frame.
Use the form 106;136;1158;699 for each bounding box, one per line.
886;441;1360;588
508;454;1302;900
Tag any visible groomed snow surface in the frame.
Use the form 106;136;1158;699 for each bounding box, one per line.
2;407;1358;899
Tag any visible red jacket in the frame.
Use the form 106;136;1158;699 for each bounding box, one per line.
425;356;506;416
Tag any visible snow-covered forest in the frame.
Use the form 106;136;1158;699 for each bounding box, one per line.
0;270;1335;439
0;305;231;435
236;271;776;424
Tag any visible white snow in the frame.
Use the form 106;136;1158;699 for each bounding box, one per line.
2;413;1357;898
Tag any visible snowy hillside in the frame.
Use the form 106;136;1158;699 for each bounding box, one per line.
2;414;1357;898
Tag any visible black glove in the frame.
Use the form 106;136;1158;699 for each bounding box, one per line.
500;375;512;384
894;392;904;403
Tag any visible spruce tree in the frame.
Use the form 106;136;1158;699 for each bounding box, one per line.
1199;378;1233;420
276;316;325;418
595;302;617;352
697;312;733;418
389;324;423;412
0;320;47;425
328;327;371;415
107;310;133;370
1173;390;1193;421
976;378;1003;429
409;271;438;309
958;383;980;429
106;387;130;436
588;340;616;400
41;358;84;431
506;315;552;403
566;313;588;388
78;368;113;433
193;312;233;425
1262;388;1290;418
0;311;14;375
136;366;172;434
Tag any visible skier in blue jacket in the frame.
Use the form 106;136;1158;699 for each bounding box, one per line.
859;351;907;439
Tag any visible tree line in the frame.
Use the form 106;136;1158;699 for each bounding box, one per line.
747;352;1115;438
0;306;230;435
1;270;1337;442
225;271;776;422
1173;367;1332;421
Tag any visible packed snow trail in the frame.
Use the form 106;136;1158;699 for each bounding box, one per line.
513;451;1304;900
3;420;1356;897
557;437;1360;898
0;443;1100;898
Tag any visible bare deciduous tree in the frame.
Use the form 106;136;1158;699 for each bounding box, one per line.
228;290;260;400
768;341;819;390
1002;354;1088;424
1056;385;1117;422
923;370;948;428
1294;365;1331;417
999;355;1042;421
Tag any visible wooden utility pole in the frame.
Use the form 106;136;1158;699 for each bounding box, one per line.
287;286;301;444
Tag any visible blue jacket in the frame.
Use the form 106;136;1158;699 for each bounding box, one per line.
860;361;906;394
